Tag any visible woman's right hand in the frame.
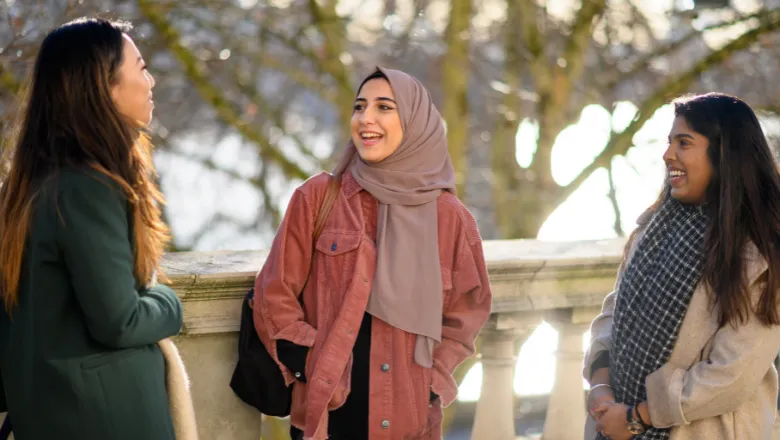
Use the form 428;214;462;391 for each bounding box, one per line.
587;384;615;420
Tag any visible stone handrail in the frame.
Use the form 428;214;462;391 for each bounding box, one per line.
163;238;628;439
163;238;625;333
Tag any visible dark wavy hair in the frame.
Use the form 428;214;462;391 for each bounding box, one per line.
0;17;169;311
625;93;780;327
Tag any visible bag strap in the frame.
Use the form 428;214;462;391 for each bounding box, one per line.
312;174;341;243
249;173;341;308
294;174;341;298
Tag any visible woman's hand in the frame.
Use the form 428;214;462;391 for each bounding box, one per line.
587;385;615;420
595;403;632;440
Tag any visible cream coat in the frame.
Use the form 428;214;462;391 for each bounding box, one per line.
159;338;199;440
584;243;779;440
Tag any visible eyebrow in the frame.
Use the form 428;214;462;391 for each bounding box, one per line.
354;97;397;104
668;133;695;141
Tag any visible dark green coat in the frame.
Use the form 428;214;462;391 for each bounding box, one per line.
0;169;183;440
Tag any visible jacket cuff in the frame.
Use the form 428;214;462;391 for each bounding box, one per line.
273;321;317;348
588;351;610;381
277;340;309;382
646;363;689;428
582;345;608;382
431;368;458;408
269;322;317;386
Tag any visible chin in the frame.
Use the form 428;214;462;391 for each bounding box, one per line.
356;148;385;164
138;115;153;128
670;191;700;205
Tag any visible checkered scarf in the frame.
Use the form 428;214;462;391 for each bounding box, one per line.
598;199;708;440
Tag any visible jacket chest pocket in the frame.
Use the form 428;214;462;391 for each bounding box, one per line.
314;230;363;292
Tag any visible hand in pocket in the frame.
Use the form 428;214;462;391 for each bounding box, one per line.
277;340;310;383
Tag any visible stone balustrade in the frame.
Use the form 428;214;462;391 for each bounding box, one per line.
162;238;627;439
159;238;780;439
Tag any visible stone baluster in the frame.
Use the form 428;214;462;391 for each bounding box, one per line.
471;328;521;440
471;315;540;440
541;309;593;440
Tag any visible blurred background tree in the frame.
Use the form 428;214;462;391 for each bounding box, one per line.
2;0;778;249
2;0;779;437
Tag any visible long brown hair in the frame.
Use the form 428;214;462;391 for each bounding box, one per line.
625;93;780;327
0;17;169;311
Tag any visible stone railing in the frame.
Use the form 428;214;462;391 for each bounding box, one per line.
162;238;627;440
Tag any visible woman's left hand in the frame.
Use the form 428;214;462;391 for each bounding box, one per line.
595;403;632;440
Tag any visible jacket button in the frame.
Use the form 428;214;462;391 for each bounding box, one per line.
381;420;390;429
381;364;390;372
330;243;337;251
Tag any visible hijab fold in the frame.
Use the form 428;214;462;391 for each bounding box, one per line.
333;67;456;367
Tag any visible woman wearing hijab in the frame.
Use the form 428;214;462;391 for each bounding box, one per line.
252;67;492;440
583;93;780;440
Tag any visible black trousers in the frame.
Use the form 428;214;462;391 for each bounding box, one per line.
289;313;372;440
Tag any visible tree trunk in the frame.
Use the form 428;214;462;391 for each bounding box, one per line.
441;0;473;198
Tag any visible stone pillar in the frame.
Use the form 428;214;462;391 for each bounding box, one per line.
542;313;589;440
471;328;526;440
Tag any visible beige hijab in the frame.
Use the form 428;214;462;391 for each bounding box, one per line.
333;67;455;367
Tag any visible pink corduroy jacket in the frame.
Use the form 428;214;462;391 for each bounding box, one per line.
253;172;492;439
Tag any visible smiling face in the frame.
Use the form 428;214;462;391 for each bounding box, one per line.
664;115;714;205
350;78;404;163
110;34;156;128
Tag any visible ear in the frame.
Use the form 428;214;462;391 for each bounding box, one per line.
109;77;121;106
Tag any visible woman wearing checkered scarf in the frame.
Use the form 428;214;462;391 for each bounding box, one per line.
583;93;780;440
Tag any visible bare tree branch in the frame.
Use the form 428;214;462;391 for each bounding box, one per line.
606;160;624;236
560;9;780;203
307;0;354;130
137;0;309;180
531;0;607;186
602;8;770;91
559;0;607;95
517;0;550;92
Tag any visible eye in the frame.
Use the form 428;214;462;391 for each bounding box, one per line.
353;103;364;111
379;104;395;111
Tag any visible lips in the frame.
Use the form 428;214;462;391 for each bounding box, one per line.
668;168;686;186
359;131;383;147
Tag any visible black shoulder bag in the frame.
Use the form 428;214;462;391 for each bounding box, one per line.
229;174;341;416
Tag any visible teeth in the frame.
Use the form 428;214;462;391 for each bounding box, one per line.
669;170;686;177
361;133;382;139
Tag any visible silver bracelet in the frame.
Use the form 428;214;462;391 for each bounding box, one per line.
588;383;613;394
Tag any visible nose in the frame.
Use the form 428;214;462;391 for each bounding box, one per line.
358;107;376;125
663;142;676;164
146;70;156;89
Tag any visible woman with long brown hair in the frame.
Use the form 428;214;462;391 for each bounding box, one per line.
584;93;780;440
0;18;194;440
252;67;492;440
